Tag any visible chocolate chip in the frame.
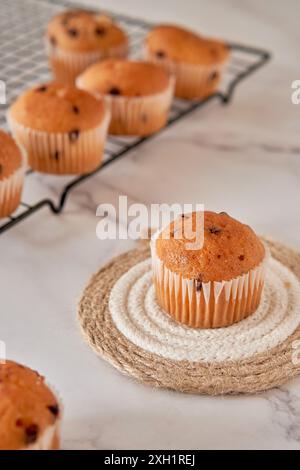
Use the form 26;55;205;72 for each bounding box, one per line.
48;404;59;417
217;254;221;259
67;28;78;37
50;35;57;47
0;164;3;175
36;85;47;92
95;26;106;36
69;129;80;142
25;424;39;444
208;71;219;82
15;419;23;427
239;255;245;261
108;87;121;95
219;211;228;216
195;277;203;292
156;50;166;59
72;105;80;114
209;226;221;234
53;150;60;161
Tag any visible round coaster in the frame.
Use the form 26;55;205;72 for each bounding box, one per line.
78;239;300;395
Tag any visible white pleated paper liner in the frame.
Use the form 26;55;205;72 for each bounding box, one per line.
77;75;175;135
46;38;129;83
7;108;111;175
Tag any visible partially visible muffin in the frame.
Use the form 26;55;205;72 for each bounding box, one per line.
46;10;129;83
8;82;110;175
77;59;174;135
0;130;25;218
145;25;229;100
0;360;61;450
151;211;268;328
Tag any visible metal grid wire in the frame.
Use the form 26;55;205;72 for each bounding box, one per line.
0;0;270;235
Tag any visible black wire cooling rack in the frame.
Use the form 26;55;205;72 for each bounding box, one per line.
0;0;271;235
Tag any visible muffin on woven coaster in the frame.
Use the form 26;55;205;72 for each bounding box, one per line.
77;59;175;136
151;211;268;328
78;238;300;395
144;24;229;100
0;360;61;450
46;9;128;84
0;129;25;218
8;82;110;175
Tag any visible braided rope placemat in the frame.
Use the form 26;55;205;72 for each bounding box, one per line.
78;239;300;395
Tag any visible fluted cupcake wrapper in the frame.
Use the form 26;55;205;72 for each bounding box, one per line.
150;234;270;328
0;146;26;218
46;39;129;84
77;75;175;136
7;108;111;175
145;49;229;100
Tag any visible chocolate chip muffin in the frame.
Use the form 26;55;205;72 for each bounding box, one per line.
0;360;61;450
0;130;25;218
77;59;174;136
8;82;110;175
145;24;229;100
46;9;129;84
151;211;268;328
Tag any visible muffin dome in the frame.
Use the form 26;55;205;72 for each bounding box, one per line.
146;25;229;66
9;82;105;133
156;211;265;282
77;59;171;97
77;59;174;136
46;10;128;54
0;130;23;180
8;82;110;175
145;24;229;100
0;130;24;218
0;361;60;450
152;211;267;328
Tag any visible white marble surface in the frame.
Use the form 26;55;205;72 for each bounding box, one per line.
1;0;300;450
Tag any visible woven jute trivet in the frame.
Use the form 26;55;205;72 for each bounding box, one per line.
78;238;300;395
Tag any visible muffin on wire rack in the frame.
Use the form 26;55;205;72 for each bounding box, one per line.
8;82;110;175
0;129;25;218
145;24;229;100
151;211;268;328
77;59;175;136
46;9;129;83
0;360;61;450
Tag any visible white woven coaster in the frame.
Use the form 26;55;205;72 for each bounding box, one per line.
109;257;300;363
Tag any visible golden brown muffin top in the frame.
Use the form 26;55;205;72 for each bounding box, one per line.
0;130;23;181
46;9;128;53
155;211;265;282
146;24;229;65
9;82;106;133
0;360;60;450
78;59;171;97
